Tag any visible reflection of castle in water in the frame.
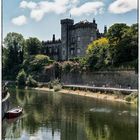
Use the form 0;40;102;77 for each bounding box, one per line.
42;18;107;61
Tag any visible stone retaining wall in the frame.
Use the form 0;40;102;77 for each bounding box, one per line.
38;70;138;89
61;71;138;89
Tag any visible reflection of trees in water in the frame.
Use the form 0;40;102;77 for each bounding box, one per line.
15;89;35;107
3;118;22;139
3;89;138;140
85;112;137;140
16;89;26;106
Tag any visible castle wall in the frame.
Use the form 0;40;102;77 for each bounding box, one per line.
37;68;138;89
61;70;138;89
42;41;61;61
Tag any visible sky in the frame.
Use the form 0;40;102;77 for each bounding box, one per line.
3;0;138;41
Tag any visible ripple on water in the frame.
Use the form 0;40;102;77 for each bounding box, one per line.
89;108;112;113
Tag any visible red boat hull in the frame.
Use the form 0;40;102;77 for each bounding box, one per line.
5;108;23;119
6;112;22;119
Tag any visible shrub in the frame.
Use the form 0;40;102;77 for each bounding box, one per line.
54;84;62;92
124;96;131;102
48;81;53;89
16;69;27;87
23;54;52;73
124;92;138;102
62;61;81;72
48;79;62;91
26;75;38;87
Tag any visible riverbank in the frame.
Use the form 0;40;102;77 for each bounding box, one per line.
34;87;136;104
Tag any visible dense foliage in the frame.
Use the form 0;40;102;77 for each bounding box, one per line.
26;75;38;87
23;54;52;74
85;23;138;71
16;69;27;87
25;37;42;55
107;23;138;66
3;32;25;79
86;37;110;70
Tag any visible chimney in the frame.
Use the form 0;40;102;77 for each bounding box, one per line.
104;25;107;34
93;18;96;24
53;34;55;42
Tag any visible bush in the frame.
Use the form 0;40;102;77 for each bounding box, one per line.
54;84;62;92
124;96;131;102
16;69;27;87
48;79;62;91
62;61;81;72
26;75;38;87
23;54;52;73
48;81;53;89
124;92;138;103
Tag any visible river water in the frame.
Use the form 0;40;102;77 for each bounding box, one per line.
2;88;138;140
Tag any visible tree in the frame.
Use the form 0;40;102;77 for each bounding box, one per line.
26;75;38;87
107;23;138;66
107;23;129;44
86;37;110;70
3;32;25;79
26;37;42;55
16;69;27;87
23;54;52;77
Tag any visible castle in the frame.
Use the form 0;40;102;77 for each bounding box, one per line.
42;18;107;61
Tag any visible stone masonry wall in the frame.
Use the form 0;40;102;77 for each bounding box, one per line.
39;69;138;89
61;71;138;89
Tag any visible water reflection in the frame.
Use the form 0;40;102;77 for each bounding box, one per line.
2;88;138;140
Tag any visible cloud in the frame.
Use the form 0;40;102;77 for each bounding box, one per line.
30;10;45;21
20;0;76;21
12;15;27;26
20;0;104;21
20;1;37;9
108;0;137;14
70;2;104;16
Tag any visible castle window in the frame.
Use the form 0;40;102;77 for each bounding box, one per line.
90;37;94;41
44;49;47;54
63;50;65;55
55;48;58;53
78;37;80;41
71;50;74;55
72;37;75;43
49;48;52;53
77;48;81;54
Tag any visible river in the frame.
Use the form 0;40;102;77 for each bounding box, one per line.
2;88;138;140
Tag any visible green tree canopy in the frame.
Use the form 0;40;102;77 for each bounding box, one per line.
107;23;138;66
86;37;110;70
23;54;52;77
26;37;42;55
107;23;129;44
3;32;25;79
16;69;27;87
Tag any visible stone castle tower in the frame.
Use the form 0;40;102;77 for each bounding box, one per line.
42;18;105;61
61;19;74;60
